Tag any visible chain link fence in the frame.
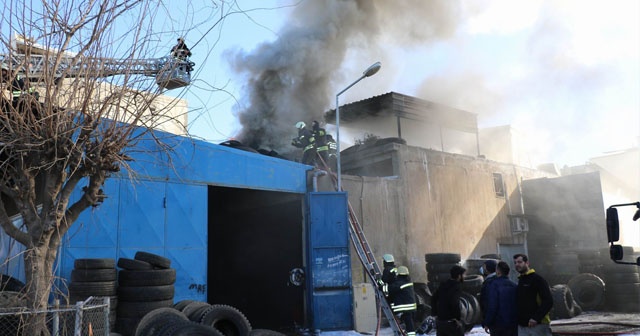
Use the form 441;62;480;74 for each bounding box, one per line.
0;296;111;336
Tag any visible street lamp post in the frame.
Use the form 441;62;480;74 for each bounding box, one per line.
335;61;381;191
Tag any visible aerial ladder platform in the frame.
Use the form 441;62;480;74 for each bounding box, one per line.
1;36;194;90
316;156;406;336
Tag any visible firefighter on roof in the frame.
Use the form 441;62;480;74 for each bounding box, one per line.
291;121;316;165
312;120;329;166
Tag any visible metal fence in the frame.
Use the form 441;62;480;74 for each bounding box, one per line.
0;296;111;336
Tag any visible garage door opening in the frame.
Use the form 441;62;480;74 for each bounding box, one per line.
208;186;305;331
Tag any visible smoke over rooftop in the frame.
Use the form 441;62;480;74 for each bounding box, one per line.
226;1;639;167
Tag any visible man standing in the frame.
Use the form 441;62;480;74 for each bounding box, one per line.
431;265;466;336
388;266;417;336
513;254;553;336
480;259;498;312
483;261;518;336
291;121;316;165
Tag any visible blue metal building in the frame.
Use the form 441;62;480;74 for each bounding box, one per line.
0;129;353;331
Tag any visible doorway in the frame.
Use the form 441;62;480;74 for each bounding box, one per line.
208;186;304;331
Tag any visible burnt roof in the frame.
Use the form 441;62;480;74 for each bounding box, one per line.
325;91;478;133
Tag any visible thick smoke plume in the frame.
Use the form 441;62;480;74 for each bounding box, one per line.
228;0;462;152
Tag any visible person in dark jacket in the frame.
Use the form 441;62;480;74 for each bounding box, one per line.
483;261;518;336
311;120;329;166
431;265;466;336
513;254;553;336
171;37;192;60
379;253;397;298
389;266;417;336
479;259;498;328
291;121;316;165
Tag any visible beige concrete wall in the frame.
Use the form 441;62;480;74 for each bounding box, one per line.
343;144;552;284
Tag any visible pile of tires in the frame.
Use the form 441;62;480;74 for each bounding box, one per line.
173;300;252;336
602;251;640;313
68;258;118;333
134;307;222;336
115;251;176;336
425;253;461;293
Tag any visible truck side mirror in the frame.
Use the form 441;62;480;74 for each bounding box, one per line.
610;244;623;261
606;207;620;243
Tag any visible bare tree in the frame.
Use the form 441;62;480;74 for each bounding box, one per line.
0;0;197;334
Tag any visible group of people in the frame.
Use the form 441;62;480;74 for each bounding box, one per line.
432;253;553;336
291;120;337;170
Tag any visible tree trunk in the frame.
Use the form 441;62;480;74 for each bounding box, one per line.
22;241;57;336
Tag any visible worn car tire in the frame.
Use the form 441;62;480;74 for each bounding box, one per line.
118;285;175;302
71;268;117;282
199;304;252;336
134;251;172;269
69;281;118;297
74;258;116;269
425;253;461;264
426;262;460;274
118;258;154;271
119;269;177;286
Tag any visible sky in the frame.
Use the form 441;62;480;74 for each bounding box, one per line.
164;0;639;169
2;0;638;169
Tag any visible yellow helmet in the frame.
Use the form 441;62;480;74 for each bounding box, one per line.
382;254;394;263
397;266;409;276
295;121;306;129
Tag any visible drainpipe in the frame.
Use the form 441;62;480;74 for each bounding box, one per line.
312;170;328;192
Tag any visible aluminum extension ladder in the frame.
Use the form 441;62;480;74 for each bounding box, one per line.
315;155;405;336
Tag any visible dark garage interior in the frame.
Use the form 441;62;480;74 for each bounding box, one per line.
208;186;305;331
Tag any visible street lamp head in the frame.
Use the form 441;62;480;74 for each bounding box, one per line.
363;62;381;78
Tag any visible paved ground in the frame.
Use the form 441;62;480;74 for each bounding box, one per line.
322;312;640;336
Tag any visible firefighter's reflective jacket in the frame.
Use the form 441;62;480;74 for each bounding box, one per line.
388;276;417;313
291;127;315;153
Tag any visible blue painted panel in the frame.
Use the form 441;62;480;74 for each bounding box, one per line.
118;181;165;248
307;192;352;330
310;248;350;288
67;178;120;248
122;129;309;193
167;249;207;302
311;289;352;330
165;183;207;248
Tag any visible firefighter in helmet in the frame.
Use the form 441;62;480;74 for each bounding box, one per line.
389;266;417;336
326;133;338;172
379;253;397;297
171;37;192;60
291;121;316;165
312;120;329;166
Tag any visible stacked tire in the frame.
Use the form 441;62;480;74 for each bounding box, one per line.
602;253;640;313
115;251;176;336
68;258;118;333
425;253;461;293
173;300;252;336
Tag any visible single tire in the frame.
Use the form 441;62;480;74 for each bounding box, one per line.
134;251;172;269
135;307;188;336
425;253;461;264
118;258;154;271
0;274;25;292
426;262;460;274
119;269;177;286
71;268;117;282
550;284;575;319
118;285;175;302
74;258;116;269
174;300;196;312
199;304;252;336
182;301;212;321
69;281;117;297
567;273;605;310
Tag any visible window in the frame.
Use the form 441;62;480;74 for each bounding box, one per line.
493;173;505;198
